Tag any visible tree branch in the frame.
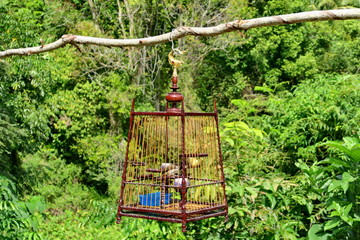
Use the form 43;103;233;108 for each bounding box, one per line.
1;9;359;58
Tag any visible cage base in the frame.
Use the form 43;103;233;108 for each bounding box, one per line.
117;205;227;232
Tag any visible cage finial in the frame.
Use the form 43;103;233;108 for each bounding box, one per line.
166;49;185;113
168;49;184;77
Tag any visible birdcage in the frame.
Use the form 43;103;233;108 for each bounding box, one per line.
116;52;228;232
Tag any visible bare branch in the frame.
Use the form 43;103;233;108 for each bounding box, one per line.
116;0;127;39
88;0;101;31
1;9;359;58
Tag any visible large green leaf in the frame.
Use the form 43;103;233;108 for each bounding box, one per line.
25;196;46;215
327;179;342;192
308;224;331;240
319;157;350;168
326;140;360;162
324;218;340;231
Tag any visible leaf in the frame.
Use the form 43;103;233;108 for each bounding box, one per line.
328;203;353;226
326;141;352;155
326;140;360;162
295;160;310;171
327;180;342;192
324;218;340;231
225;221;233;229
225;138;234;147
340;181;349;193
308;224;331;240
228;207;237;215
328;202;341;213
343;203;353;218
254;85;274;93
239;185;245;197
265;193;277;209
25;196;46;214
252;129;264;138
245;187;258;201
348;146;360;162
306;202;314;214
343;137;360;148
319;157;350;168
340;172;357;193
230;99;247;108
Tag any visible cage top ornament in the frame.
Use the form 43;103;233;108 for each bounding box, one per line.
117;50;228;232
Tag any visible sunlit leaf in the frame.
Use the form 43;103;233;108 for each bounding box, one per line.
324;218;340;231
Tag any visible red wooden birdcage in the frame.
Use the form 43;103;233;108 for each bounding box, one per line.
117;51;228;232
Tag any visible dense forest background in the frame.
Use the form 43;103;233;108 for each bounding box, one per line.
1;0;359;239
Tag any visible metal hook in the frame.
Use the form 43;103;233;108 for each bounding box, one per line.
169;29;176;51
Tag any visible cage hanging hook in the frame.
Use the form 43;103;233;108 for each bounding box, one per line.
169;28;176;51
168;29;185;78
168;29;185;56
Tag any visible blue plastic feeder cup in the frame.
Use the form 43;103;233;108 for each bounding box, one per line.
139;192;172;206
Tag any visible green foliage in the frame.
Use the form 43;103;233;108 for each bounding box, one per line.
74;134;124;192
42;72;137;193
0;175;45;240
38;202;187;240
225;173;307;239
0;111;27;175
21;149;95;210
297;137;360;239
194;51;249;110
183;170;308;240
259;74;360;167
0;0;44;50
220;117;275;174
0;61;28;176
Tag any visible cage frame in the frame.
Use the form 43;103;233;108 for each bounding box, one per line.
117;100;228;232
117;75;228;232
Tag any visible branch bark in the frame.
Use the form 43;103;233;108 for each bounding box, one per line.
1;9;359;58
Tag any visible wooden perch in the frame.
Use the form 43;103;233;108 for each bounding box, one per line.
0;9;359;58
